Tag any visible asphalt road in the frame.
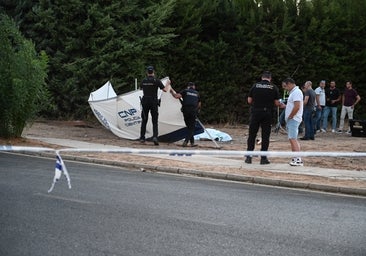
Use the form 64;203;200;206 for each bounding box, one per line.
1;153;365;256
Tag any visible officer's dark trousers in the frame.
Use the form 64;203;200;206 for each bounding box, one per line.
182;106;197;144
247;109;272;152
140;97;159;139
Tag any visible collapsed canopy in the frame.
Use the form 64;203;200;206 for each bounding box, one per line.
88;79;203;142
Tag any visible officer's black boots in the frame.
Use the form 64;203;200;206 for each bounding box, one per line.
245;156;270;164
245;156;252;164
153;137;159;146
260;157;270;165
183;140;198;147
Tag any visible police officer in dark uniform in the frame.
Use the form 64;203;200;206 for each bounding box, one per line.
171;82;201;147
139;65;170;145
245;71;281;164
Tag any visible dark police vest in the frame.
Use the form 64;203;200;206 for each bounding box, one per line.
141;76;165;99
181;88;200;108
248;80;280;109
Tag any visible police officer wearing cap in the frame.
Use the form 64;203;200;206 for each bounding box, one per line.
171;82;201;147
245;71;281;164
139;65;170;145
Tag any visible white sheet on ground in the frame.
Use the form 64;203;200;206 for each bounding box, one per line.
194;128;232;142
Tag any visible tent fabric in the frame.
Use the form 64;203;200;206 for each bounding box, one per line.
88;79;204;142
88;81;117;101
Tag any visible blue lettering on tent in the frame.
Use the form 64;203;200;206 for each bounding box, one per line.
118;108;141;127
118;108;137;118
125;120;141;127
93;109;110;130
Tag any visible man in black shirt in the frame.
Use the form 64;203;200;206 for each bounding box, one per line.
322;80;341;132
246;71;281;164
171;82;201;147
139;66;170;145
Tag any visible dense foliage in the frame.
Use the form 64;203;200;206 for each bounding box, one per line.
2;0;366;123
0;14;48;138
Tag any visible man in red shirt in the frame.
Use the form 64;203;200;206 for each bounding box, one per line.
337;81;361;133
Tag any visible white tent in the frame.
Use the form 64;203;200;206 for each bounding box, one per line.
88;78;203;142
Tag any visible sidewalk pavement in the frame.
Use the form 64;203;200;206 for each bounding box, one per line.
26;136;366;196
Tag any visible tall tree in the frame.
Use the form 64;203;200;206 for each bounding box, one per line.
13;0;177;118
4;0;366;122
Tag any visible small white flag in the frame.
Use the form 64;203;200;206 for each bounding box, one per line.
48;151;72;193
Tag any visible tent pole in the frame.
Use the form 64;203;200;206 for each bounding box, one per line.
135;78;138;91
195;118;221;149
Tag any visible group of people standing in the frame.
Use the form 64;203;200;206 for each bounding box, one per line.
302;79;361;138
246;71;361;167
319;80;360;134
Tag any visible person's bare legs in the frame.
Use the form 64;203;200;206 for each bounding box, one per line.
289;138;300;152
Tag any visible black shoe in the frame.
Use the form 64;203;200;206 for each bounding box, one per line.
260;157;270;165
300;137;309;140
190;140;197;147
153;137;159;146
139;137;145;143
182;141;188;147
245;156;252;164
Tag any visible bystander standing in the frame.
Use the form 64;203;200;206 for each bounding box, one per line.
283;78;304;166
314;80;326;133
337;81;361;134
322;80;341;132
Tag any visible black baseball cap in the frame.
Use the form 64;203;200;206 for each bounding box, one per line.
187;82;195;87
146;65;154;74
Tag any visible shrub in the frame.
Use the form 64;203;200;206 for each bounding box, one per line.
0;14;49;138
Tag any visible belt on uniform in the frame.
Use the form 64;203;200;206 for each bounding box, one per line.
252;107;272;111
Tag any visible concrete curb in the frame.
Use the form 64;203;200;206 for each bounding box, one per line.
17;151;366;197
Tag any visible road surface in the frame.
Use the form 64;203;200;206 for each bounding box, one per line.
1;153;365;255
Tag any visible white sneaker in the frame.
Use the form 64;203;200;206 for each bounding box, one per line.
320;129;326;132
336;129;343;133
289;158;304;166
331;129;336;133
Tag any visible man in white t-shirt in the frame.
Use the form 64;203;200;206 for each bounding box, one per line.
283;78;304;166
314;80;326;132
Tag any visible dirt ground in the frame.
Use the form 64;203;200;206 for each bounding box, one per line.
2;119;366;189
